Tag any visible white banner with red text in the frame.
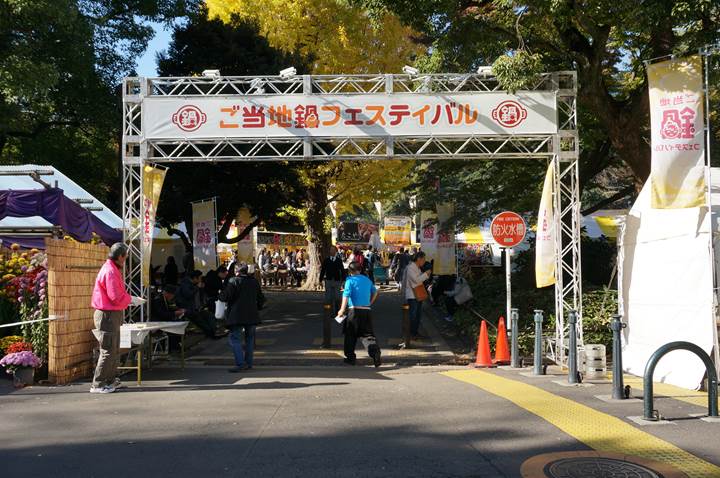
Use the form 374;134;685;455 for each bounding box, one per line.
192;199;218;274
143;92;558;140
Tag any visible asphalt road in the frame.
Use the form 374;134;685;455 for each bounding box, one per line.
2;290;718;477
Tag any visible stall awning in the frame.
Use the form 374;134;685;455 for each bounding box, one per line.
0;189;122;246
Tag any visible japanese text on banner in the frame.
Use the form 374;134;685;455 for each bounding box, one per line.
141;165;166;286
648;55;706;209
192;199;218;274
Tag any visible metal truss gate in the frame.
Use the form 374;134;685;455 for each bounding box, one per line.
122;71;581;365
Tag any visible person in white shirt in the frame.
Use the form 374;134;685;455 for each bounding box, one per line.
402;251;432;339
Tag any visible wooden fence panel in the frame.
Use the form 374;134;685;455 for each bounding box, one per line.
46;239;108;384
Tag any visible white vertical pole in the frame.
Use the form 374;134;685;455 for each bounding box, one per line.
701;48;720;377
505;247;512;321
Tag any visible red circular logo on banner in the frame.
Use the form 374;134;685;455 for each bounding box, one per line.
491;100;528;128
491;211;526;248
172;105;207;132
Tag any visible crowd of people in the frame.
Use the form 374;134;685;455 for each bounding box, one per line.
89;242;466;393
256;248;308;287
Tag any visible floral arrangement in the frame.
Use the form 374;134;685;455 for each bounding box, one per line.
5;341;33;354
0;245;49;359
0;350;42;373
0;335;23;354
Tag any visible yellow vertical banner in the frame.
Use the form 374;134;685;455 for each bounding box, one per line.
192;199;218;274
648;55;706;208
435;203;456;275
141;165;166;286
235;207;256;264
535;163;556;288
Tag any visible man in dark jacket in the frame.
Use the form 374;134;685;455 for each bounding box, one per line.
176;271;221;339
151;285;184;322
219;264;265;372
319;245;345;314
204;265;228;310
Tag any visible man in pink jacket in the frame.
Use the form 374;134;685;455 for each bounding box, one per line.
90;243;133;394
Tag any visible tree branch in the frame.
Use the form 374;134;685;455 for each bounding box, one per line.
581;184;635;216
218;217;262;244
167;227;192;250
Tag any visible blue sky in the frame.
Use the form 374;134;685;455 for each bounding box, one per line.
134;22;173;77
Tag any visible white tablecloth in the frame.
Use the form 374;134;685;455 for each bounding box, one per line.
93;321;189;346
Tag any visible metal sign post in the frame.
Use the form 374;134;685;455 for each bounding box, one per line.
505;248;512;321
491;211;527;322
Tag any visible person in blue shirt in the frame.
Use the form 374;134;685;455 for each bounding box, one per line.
336;261;381;367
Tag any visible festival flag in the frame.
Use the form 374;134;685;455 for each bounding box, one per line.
192;199;218;273
435;203;456;275
535;163;556;288
141;165;166;286
420;210;437;261
235;207;256;264
648;55;706;209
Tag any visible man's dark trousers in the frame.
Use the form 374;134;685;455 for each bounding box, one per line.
343;307;380;362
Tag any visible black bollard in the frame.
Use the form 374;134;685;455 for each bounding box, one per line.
567;310;578;384
510;308;521;368
611;314;626;400
533;310;544;375
643;341;718;421
402;304;411;348
322;304;332;348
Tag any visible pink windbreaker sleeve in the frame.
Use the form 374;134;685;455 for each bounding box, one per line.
92;260;132;311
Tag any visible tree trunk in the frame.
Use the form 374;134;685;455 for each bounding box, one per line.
301;182;331;291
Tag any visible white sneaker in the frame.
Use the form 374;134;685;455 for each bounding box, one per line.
443;316;453;322
90;385;117;394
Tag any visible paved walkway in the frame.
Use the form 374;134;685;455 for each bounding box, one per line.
187;289;455;366
2;365;719;477
2;290;719;477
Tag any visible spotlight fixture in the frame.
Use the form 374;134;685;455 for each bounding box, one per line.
402;65;419;76
476;66;493;77
202;69;221;78
279;67;297;79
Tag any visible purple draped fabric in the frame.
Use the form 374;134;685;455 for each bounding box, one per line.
0;189;122;246
0;236;48;250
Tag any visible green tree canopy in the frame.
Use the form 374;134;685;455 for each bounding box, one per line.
358;0;720;222
0;0;198;207
155;7;306;240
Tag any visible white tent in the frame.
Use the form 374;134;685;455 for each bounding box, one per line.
620;169;719;390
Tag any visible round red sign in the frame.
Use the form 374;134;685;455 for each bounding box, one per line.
491;100;528;128
171;105;207;132
490;211;526;248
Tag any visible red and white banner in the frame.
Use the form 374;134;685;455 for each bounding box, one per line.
192;199;218;274
143;92;557;140
648;56;706;209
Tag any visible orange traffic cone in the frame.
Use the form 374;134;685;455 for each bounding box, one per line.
494;316;510;365
473;320;495;368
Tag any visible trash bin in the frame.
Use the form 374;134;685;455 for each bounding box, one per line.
584;344;607;379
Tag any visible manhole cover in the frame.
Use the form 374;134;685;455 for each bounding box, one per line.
521;452;686;478
544;457;662;478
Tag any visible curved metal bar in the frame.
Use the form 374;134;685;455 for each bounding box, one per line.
643;341;718;421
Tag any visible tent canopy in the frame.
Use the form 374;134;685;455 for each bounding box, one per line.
0;164;122;229
0;165;122;247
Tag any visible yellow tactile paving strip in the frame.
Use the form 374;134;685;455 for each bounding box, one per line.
612;373;708;408
443;369;720;478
